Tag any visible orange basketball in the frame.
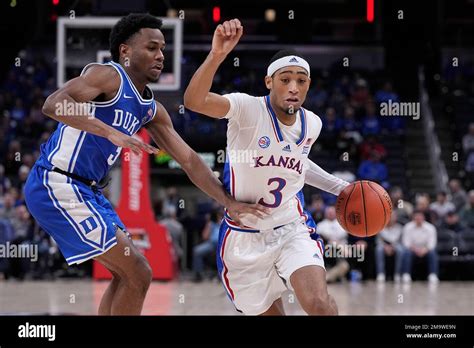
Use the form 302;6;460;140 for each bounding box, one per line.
335;180;392;237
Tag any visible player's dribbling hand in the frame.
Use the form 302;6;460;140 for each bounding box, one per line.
211;18;243;58
107;130;159;155
226;200;270;226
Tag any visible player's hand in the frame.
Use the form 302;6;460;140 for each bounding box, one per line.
211;18;243;58
107;130;159;155
226;200;270;226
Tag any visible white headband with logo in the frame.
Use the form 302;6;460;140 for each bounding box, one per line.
267;55;311;77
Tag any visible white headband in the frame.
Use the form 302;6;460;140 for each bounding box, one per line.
267;55;310;77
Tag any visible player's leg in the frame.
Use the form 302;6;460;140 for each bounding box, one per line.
276;220;338;315
95;228;152;315
290;265;338;315
92;193;153;315
259;297;286;316
97;269;121;315
217;222;287;315
24;168;152;314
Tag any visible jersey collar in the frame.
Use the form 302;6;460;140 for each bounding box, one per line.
264;95;307;146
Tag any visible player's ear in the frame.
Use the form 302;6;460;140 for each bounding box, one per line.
119;43;130;62
264;76;272;90
305;76;312;92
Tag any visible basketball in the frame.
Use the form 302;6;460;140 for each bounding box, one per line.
335;181;392;237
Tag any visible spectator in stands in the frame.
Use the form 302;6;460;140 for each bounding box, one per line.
0;191;16;221
10;98;26;122
320;107;341;151
4;140;22;177
381;115;406;134
28;98;44;124
316;206;350;283
10;205;34;243
415;193;435;223
401;211;439;283
346;234;373;281
335;130;358;160
350;78;371;110
8;204;34;279
321;107;341;136
389;186;414;224
465;151;474;189
449;179;468;212
341;106;360;132
328;86;347;108
441;211;465;233
307;194;326;224
21;153;35;169
359;134;387;161
462;123;474;154
357;151;388;186
308;79;328;109
0;121;8;160
334;75;351;97
162;186;183;219
11;165;30;192
159;206;185;263
30;226;58;279
375;81;400;104
339;107;363;150
429;191;456;223
361;103;381;136
0;217;14;279
0;164;12;196
460;190;474;229
8;187;22;203
375;211;404;282
192;210;222;282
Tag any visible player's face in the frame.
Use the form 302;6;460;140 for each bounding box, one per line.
128;28;165;83
265;66;310;115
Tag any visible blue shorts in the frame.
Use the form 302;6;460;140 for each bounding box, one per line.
24;165;125;265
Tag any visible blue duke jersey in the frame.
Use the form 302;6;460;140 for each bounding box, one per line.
24;61;157;265
36;61;157;183
221;93;322;231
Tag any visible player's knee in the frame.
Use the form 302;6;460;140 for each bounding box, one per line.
125;255;152;295
136;256;153;288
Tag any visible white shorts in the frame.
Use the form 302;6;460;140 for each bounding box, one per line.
217;218;325;315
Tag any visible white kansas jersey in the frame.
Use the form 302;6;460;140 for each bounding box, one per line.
222;93;322;231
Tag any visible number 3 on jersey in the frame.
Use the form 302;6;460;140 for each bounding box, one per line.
258;177;287;208
107;147;122;166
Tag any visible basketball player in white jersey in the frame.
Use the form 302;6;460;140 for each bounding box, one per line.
184;19;350;315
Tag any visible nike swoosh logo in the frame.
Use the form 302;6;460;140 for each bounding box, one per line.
124;94;133;99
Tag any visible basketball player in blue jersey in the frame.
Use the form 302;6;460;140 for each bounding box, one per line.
185;19;351;315
24;14;267;315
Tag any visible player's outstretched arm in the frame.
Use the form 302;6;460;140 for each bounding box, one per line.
145;101;269;224
305;159;351;195
183;18;243;118
42;65;158;156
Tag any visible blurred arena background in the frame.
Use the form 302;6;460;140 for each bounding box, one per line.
0;0;473;315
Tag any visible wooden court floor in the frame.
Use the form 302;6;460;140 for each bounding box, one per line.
0;280;473;315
